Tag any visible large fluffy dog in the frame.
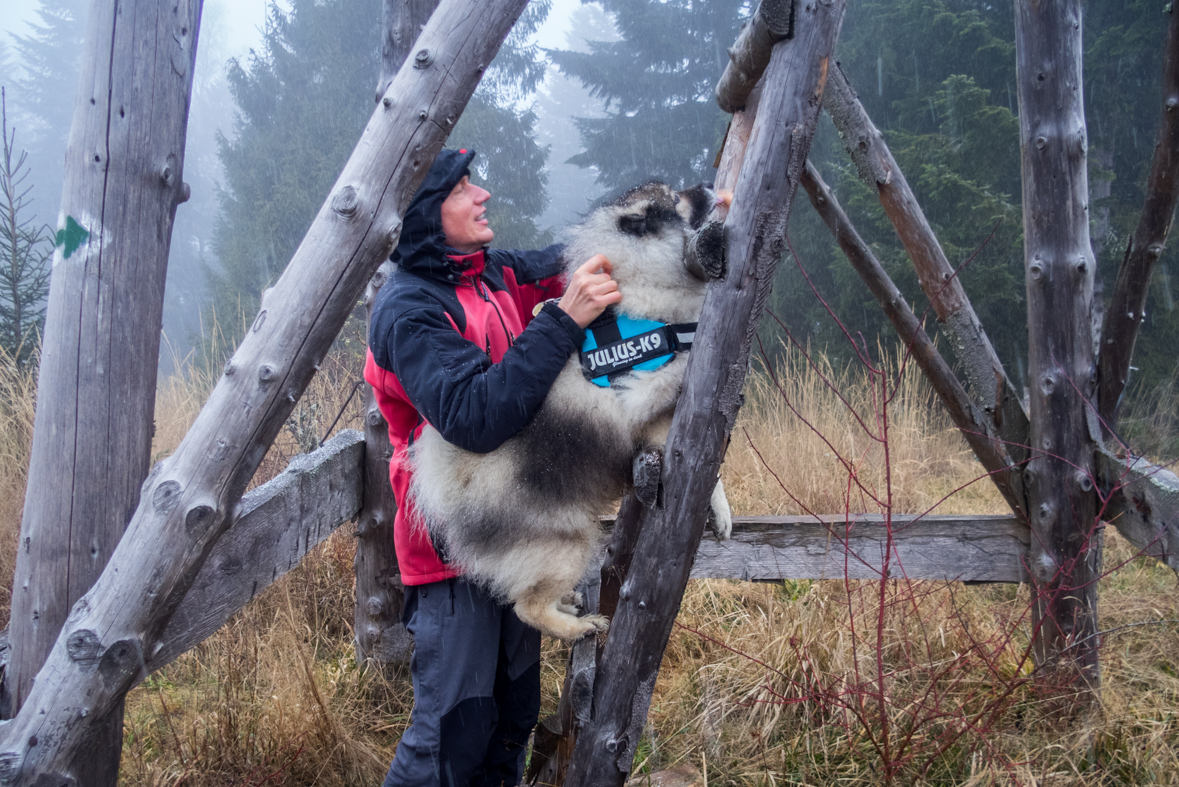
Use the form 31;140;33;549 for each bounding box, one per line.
408;182;732;641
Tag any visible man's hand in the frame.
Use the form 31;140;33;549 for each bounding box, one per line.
558;254;622;328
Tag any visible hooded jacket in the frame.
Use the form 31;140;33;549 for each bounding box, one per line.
365;148;585;585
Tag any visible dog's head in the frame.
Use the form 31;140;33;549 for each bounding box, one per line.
562;182;719;323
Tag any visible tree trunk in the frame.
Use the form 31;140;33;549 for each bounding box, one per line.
564;1;846;783
1015;0;1101;690
354;0;441;669
0;0;530;780
4;0;204;783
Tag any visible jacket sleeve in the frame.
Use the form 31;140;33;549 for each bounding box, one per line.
386;300;585;453
488;244;566;284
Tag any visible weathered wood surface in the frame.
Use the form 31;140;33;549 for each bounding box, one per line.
822;65;1029;475
356;262;413;666
684;515;1028;583
376;0;438;101
715;0;793;114
1015;0;1100;685
4;0;205;783
800;163;1024;516
153;431;364;671
565;2;846;784
355;0;439;669
0;0;532;780
1097;4;1179;426
1098;448;1179;571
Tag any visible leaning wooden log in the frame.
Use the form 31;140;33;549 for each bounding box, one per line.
376;0;439;101
0;0;530;780
1096;4;1179;427
1015;0;1100;688
822;65;1029;467
715;0;793;113
1097;448;1179;571
4;0;205;783
565;1;847;783
800;163;1025;515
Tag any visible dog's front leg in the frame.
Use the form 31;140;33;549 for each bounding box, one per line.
707;477;733;540
632;446;664;508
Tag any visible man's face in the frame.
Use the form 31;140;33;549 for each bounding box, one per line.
440;176;494;254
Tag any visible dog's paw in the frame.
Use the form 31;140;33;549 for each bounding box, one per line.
686;221;727;281
557;591;584;615
579;614;610;636
633;447;664;507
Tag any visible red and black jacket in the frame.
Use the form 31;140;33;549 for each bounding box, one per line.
364;148;584;585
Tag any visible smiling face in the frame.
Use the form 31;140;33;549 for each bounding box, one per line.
440;175;494;253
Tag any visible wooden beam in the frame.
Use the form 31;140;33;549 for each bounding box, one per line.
565;2;847;783
800;162;1025;517
355;0;440;669
1098;448;1179;570
715;0;794;114
0;0;532;780
821;65;1029;465
683;515;1027;583
1097;4;1179;427
151;431;364;671
4;0;205;783
1015;0;1100;687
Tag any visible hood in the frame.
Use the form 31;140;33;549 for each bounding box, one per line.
391;147;479;279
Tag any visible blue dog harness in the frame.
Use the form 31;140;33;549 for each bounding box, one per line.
579;309;696;388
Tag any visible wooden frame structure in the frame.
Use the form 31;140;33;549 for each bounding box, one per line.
1;0;1178;783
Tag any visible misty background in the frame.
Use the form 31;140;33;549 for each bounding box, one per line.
1;0;1176;412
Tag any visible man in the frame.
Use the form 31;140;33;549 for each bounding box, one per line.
366;147;618;787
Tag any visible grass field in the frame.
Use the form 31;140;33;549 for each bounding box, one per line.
2;337;1179;786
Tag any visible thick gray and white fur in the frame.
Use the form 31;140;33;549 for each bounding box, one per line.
408;182;732;641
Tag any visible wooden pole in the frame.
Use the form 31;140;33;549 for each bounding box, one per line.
354;0;440;669
3;0;204;783
1096;3;1179;427
0;0;530;780
1015;0;1101;689
564;1;846;783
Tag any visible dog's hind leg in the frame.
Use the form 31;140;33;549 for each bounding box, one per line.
708;477;733;540
516;581;608;642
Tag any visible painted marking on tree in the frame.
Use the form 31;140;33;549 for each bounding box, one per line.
54;216;90;259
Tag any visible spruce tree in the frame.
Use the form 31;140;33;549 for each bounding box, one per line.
206;0;553;352
549;0;746;191
0;90;52;369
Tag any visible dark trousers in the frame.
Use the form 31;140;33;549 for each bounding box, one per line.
382;578;542;787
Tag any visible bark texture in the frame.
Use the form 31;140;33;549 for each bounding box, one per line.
355;0;441;668
1097;3;1179;426
1015;0;1101;686
4;0;204;783
565;2;846;783
0;0;530;780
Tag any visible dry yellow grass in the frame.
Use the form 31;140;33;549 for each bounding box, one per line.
1;340;1178;785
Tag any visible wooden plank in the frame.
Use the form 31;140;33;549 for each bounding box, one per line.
565;2;847;784
4;0;206;783
1097;5;1179;426
1098;448;1179;570
151;431;364;671
1015;0;1100;686
685;515;1027;583
0;0;532;780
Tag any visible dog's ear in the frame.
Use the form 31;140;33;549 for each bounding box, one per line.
618;213;648;237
